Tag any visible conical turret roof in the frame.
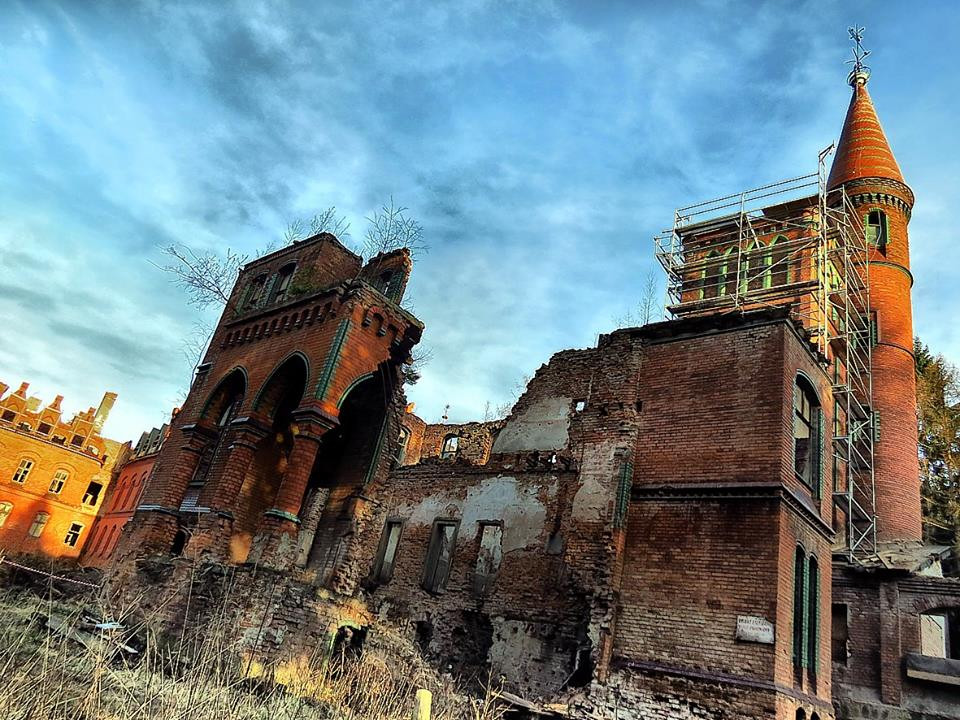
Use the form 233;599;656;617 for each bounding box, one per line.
827;74;905;189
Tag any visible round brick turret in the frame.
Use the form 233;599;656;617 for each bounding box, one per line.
829;71;921;542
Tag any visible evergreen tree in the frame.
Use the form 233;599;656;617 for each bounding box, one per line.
915;338;960;547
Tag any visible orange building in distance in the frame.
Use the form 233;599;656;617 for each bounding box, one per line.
0;380;123;560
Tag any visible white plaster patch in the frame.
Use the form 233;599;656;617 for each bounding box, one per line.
492;395;572;453
571;443;618;521
392;476;552;552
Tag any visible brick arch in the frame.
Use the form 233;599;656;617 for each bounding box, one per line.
336;372;376;410
913;595;960;615
251;352;310;421
199;367;248;423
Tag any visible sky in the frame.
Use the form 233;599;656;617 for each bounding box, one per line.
1;0;958;443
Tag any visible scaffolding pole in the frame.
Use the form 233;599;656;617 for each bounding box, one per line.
654;153;877;562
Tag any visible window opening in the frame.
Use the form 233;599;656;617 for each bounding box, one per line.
832;603;849;665
397;427;411;465
271;264;296;304
12;459;33;484
423;520;458;593
49;470;68;494
865;209;888;253
440;434;459;460
372;520;403;583
63;522;83;547
0;502;12;528
794;377;822;496
28;512;49;538
793;546;806;678
474;522;503;595
82;481;104;506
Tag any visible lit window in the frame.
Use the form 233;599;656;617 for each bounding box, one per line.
440;434;459;460
28;512;49;538
423;520;458;593
12;459;33;484
82;481;104;506
371;520;403;583
0;502;12;528
793;376;823;496
48;470;68;494
865;210;888;253
63;522;83;547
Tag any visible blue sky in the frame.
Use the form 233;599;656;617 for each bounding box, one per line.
1;1;957;442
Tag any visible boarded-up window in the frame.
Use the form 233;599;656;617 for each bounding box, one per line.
473;522;503;595
372;520;403;583
423;520;458;593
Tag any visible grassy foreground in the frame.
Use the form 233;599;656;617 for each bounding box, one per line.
0;580;504;720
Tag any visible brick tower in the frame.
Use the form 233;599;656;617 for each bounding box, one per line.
827;67;921;541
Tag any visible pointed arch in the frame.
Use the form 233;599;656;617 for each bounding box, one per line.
199;367;248;423
770;235;792;287
742;239;772;292
252;352;311;418
336;372;376;410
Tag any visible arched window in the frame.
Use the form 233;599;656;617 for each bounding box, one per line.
397;426;411;465
793;546;806;678
48;470;69;494
795;710;807;720
28;512;49;538
271;263;296;304
807;556;820;679
0;502;12;528
770;235;792;286
702;251;720;300
865;209;888;254
793;376;823;497
12;458;33;484
244;273;268;309
717;247;738;297
440;434;459;460
742;240;772;292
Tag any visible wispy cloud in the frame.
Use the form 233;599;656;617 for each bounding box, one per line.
0;0;957;437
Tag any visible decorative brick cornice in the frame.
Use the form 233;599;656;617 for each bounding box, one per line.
843;176;914;216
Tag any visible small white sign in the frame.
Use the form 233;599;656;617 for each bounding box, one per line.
736;615;775;644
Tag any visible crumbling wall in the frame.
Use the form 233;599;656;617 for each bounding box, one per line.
418;420;503;464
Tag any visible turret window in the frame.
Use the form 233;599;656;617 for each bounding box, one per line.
865;210;888;254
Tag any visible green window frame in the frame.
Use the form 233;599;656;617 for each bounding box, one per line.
864;209;888;253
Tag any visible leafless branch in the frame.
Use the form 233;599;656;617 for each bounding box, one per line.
152;244;248;310
363;197;427;261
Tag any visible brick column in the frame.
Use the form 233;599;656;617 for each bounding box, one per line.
879;581;903;706
123;423;217;558
248;411;332;570
190;418;269;562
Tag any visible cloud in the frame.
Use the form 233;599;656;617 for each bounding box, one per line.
0;0;956;438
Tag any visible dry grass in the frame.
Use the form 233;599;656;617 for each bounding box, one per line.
0;579;506;720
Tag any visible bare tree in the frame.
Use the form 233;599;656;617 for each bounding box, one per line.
363;197;427;261
285;206;351;246
613;270;662;327
153;244;248;310
402;344;434;386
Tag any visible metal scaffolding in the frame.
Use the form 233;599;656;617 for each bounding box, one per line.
654;150;877;561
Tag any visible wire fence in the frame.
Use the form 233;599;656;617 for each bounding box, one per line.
0;554;101;589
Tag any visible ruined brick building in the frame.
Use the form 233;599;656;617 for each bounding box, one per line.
0;381;122;558
108;60;959;720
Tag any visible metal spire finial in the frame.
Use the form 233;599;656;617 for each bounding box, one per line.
846;25;871;86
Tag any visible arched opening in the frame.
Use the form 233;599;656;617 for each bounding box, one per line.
302;373;390;585
171;529;188;557
795;709;806;720
702;251;720;300
865;209;888;254
185;369;247;510
230;356;308;563
770;235;792;286
742;240;771;292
